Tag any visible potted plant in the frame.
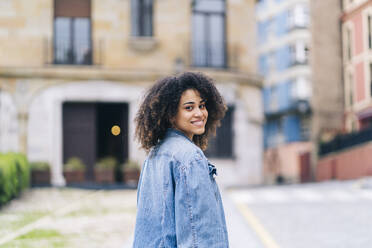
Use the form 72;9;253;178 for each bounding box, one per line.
94;156;117;184
30;161;50;186
122;160;141;186
63;157;86;184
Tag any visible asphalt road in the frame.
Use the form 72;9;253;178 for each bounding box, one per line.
227;179;372;248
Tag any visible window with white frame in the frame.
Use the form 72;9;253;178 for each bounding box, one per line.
288;4;309;30
267;17;275;41
269;86;279;112
345;26;353;61
291;77;311;101
290;41;308;65
268;51;276;73
346;72;354;108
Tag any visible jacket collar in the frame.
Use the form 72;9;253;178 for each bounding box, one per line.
165;128;193;142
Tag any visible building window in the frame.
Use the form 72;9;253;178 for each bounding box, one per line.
192;0;226;68
131;0;153;37
289;41;308;65
300;116;310;141
269;86;279;112
291;77;311;101
288;4;309;30
54;0;92;65
268;51;276;73
346;27;353;61
347;73;354;107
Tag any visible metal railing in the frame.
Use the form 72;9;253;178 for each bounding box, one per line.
44;37;103;66
190;41;237;69
318;126;372;156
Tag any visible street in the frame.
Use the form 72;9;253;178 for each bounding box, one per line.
228;179;372;248
1;179;372;247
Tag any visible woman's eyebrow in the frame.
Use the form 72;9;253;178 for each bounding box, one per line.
182;99;206;105
183;101;195;105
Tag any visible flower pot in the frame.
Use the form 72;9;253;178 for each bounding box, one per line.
123;169;140;185
31;170;50;185
94;168;115;184
63;170;85;184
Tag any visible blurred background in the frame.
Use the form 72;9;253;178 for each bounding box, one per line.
0;0;372;247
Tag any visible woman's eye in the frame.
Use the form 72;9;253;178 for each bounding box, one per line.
199;104;206;109
185;106;193;110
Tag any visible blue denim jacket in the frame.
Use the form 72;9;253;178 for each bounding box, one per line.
133;128;229;248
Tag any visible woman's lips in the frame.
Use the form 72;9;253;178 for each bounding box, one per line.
191;120;204;127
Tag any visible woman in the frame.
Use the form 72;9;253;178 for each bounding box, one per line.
133;72;229;248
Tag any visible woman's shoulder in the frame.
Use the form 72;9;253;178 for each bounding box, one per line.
156;134;205;165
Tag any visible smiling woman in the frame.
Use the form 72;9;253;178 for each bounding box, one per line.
133;72;229;247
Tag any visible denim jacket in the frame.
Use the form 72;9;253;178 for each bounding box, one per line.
133;128;229;248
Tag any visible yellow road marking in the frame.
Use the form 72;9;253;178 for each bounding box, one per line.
235;202;281;248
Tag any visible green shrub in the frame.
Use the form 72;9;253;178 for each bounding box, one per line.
0;153;30;206
64;157;86;171
122;160;141;171
95;156;117;170
30;161;50;171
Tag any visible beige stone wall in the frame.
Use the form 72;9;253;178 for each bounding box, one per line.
310;0;344;141
227;0;257;73
0;0;53;66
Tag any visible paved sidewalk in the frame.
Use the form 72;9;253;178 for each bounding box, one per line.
0;188;137;248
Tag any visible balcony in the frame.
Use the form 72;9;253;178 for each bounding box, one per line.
44;38;103;66
190;41;234;69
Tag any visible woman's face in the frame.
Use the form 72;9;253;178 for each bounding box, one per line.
172;89;208;140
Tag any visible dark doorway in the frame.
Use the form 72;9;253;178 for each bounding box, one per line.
96;103;128;165
63;102;129;182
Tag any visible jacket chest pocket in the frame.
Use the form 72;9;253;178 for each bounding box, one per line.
208;162;220;201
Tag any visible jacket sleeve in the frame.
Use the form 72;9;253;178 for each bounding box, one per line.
174;157;227;248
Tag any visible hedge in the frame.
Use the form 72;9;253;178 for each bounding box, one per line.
0;153;30;206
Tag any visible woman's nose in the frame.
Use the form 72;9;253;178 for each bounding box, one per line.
194;108;203;116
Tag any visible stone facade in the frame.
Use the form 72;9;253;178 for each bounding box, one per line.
309;0;344;177
0;0;263;186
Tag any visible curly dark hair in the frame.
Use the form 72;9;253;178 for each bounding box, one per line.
135;71;227;152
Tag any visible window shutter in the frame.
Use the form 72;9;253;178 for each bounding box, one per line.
55;0;91;18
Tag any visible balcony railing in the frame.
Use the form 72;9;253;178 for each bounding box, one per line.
191;41;236;69
44;38;103;66
319;126;372;157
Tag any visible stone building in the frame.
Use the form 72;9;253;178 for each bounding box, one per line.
256;0;312;183
342;0;372;132
0;0;263;186
256;0;344;183
314;0;372;182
